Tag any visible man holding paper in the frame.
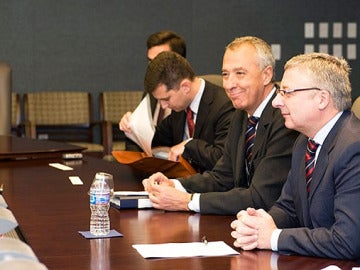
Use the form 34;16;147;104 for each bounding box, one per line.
119;30;187;151
143;51;235;172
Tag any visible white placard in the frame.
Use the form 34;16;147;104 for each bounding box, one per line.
69;176;83;185
49;163;74;171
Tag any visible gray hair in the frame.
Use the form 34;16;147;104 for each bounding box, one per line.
226;36;275;81
285;52;352;110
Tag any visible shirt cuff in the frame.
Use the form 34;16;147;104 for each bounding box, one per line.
187;193;200;212
173;179;187;192
270;229;282;251
172;180;200;212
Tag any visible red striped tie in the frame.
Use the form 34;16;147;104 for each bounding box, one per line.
305;139;320;193
186;107;195;138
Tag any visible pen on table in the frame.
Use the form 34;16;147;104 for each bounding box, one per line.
202;236;208;245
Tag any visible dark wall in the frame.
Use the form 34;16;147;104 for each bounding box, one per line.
0;0;359;114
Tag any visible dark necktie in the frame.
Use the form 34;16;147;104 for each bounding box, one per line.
245;116;259;180
186;107;195;138
305;139;320;193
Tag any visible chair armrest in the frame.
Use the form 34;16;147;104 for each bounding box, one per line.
24;121;37;139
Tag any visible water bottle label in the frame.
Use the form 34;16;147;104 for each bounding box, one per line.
90;193;110;205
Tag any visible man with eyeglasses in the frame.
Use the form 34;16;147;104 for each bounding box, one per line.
231;52;360;259
142;36;299;215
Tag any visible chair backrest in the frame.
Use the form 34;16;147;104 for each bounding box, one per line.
99;91;143;123
24;91;94;142
25;91;91;125
200;74;223;88
99;90;143;155
0;62;12;135
352;96;360;119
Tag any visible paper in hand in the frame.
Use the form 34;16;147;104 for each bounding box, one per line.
125;94;155;156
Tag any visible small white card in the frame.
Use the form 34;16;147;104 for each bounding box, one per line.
49;163;74;171
69;176;83;185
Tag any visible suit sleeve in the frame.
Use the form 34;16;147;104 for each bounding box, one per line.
271;141;360;259
180;109;298;215
183;109;298;215
151;113;177;147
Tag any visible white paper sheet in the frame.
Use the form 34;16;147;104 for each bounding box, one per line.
125;94;155;156
132;241;239;258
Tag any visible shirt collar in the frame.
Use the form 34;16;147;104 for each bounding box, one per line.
250;87;276;118
313;111;343;145
189;78;205;115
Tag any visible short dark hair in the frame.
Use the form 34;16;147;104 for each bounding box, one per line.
147;30;186;58
144;51;195;94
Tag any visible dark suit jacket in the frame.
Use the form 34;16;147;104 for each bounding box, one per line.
151;80;235;172
269;111;360;260
179;93;299;215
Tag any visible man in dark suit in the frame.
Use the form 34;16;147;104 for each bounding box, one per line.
142;36;299;214
145;51;234;172
231;52;360;260
119;30;186;151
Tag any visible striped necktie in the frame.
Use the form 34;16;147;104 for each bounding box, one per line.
245;116;259;181
305;139;320;193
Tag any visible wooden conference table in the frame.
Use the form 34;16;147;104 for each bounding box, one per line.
1;155;359;269
0;135;85;160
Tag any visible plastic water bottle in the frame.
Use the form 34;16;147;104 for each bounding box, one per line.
89;172;113;236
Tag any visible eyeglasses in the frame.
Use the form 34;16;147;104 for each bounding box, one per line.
276;87;321;97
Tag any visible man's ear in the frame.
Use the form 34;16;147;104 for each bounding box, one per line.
318;89;331;110
262;66;274;85
179;79;192;94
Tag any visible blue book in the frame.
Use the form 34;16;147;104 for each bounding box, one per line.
110;192;152;209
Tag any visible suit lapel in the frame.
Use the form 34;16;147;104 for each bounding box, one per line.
308;112;348;200
193;83;213;137
234;112;248;186
296;136;313;227
173;111;186;143
251;94;276;162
